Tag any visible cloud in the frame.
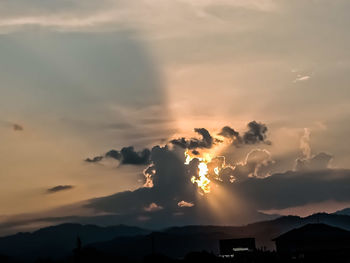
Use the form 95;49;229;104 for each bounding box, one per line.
230;149;274;181
6;167;350;230
295;152;333;171
79;125;342;226
85;146;151;165
0;0;117;31
69;124;340;230
217;121;270;147
81;124;274;225
233;169;350;211
218;126;240;140
78;142;272;226
243;121;270;145
0;0;276;33
171;121;269;151
143;164;156;188
191;150;200;155
83;145;199;227
294;128;333;171
119;147;151;165
0;121;24;131
105;150;122;160
47;185;74;194
300;128;311;159
178;200;194;207
144;202;163;212
85;156;103;163
83;143;350;227
12;124;23;131
294;75;311;83
170;128;214;149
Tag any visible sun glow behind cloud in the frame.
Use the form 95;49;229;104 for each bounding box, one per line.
184;135;234;194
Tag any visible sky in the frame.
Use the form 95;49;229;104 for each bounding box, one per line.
1;0;350;235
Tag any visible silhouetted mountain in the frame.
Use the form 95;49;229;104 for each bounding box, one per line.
86;213;350;259
334;207;350;216
2;213;350;261
273;223;350;241
0;223;150;261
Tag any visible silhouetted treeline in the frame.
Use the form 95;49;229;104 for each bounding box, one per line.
2;249;350;263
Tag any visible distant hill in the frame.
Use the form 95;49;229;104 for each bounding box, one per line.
2;213;350;261
334;207;350;216
0;223;150;261
87;213;350;259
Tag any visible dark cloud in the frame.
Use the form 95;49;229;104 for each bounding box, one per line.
170;128;213;149
70;124;348;228
217;121;270;147
218;126;240;139
84;145;199;225
243;121;270;145
79;145;272;225
191;150;200;156
13;124;23;131
85;156;103;163
81;135;347;227
170;137;188;148
105;150;122;160
0;121;24;131
234;169;350;211
47;185;74;194
192;128;213;148
80;124;274;226
85;147;151;165
7;166;350;230
87;121;269;167
85;164;350;227
119;147;151;165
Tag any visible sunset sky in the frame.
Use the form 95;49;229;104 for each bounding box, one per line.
1;0;350;235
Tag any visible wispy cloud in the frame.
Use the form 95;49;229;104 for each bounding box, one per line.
0;0;277;33
177;200;194;207
144;202;163;212
294;75;311;83
47;185;74;194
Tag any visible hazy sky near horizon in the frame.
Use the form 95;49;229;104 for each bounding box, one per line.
1;0;350;233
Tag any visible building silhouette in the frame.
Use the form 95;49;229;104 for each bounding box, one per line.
219;238;256;258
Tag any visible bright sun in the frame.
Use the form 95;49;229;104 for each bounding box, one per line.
185;150;215;194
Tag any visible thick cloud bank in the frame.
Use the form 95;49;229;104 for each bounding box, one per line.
83;144;350;228
77;122;350;227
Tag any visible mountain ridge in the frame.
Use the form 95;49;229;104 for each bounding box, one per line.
2;212;350;261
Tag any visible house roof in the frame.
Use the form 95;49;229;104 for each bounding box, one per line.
273;224;350;242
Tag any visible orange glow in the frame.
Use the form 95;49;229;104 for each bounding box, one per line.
214;167;219;176
191;162;211;193
184;144;236;194
185;150;216;194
